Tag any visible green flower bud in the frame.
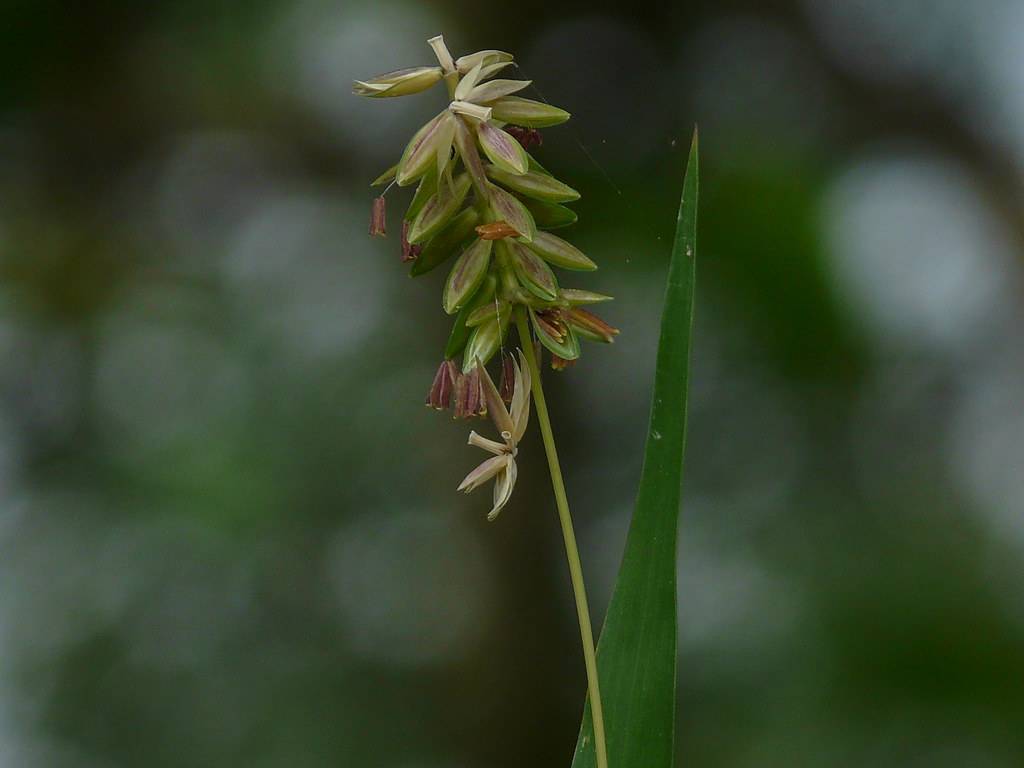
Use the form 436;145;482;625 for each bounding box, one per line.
410;207;479;277
462;311;509;372
560;288;613;305
524;231;596;271
488;96;571;128
446;275;496;359
456;50;514;74
488;184;536;242
506;240;559;301
465;79;532;104
477;122;529;175
397;111;452;186
486;167;580;204
522;198;577;229
408;172;471;244
406;170;438;222
444;238;493;315
353;66;444;98
465;299;512;328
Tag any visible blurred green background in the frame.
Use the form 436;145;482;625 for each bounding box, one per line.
3;1;1024;766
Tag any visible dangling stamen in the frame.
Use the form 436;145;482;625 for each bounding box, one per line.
369;196;387;237
498;350;515;404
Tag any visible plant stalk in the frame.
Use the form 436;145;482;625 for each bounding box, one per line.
515;308;608;768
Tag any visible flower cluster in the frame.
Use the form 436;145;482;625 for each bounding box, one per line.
356;36;618;517
356;36;618;394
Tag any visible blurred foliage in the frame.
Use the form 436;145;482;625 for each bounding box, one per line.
2;2;1024;768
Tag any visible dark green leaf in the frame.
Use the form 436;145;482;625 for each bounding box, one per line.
571;129;698;768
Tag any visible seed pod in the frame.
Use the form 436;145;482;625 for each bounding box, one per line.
477;122;529;175
456;50;514;74
488;96;571;128
353;66;444;98
523;231;596;271
407;172;471;244
498;350;516;403
397;111;452;186
486;166;580;203
529;307;580;360
488;184;536;242
443;238;493;315
446;274;496;358
466;79;532;104
507;240;558;301
560;288;614;305
522;198;577;229
410;208;480;277
453;365;484;418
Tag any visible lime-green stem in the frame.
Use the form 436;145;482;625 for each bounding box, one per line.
515;308;608;768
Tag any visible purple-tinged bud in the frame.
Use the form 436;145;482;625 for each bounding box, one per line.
477;122;529;175
504;125;543;151
401;221;422;262
507;240;559;301
369;196;387;237
443;237;492;315
453;116;489;197
426;359;459;410
408;173;472;244
488;184;536;242
454;366;485;419
498;350;515;404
